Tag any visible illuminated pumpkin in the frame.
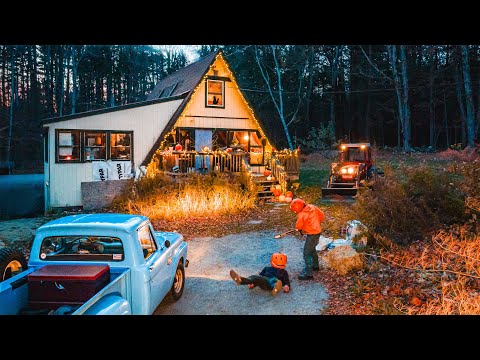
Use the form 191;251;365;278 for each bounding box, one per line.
175;144;182;151
275;185;281;191
264;170;271;176
279;194;286;202
273;189;281;197
285;196;293;203
285;191;293;198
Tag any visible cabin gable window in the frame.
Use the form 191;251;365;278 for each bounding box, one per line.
205;79;224;108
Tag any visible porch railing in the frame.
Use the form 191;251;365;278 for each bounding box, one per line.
271;156;288;194
270;152;300;194
157;151;245;174
273;152;300;175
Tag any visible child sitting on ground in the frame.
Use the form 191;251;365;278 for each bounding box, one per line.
229;253;291;296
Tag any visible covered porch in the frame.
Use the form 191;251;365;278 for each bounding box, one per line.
152;148;300;195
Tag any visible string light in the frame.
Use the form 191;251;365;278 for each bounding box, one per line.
147;52;276;175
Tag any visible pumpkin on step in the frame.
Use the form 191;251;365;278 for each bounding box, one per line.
285;191;293;198
264;170;271;176
273;189;281;197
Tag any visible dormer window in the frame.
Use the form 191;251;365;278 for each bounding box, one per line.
206;79;224;108
159;83;177;98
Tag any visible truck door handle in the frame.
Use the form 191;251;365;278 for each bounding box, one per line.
149;266;154;271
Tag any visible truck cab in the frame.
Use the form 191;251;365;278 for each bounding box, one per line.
0;213;188;315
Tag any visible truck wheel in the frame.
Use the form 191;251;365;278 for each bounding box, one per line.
171;262;185;301
0;248;28;282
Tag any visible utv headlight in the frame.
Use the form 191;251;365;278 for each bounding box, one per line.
347;167;355;174
341;168;347;174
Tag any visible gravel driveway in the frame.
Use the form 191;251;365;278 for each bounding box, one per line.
154;230;328;315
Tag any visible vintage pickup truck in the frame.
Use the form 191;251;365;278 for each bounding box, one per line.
0;213;188;315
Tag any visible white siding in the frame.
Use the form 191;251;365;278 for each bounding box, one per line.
46;99;183;207
176;58;259;131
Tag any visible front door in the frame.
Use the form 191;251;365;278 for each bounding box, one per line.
195;129;212;151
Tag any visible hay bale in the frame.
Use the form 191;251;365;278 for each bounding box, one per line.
322;245;364;275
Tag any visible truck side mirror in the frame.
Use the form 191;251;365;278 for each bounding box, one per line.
164;240;171;248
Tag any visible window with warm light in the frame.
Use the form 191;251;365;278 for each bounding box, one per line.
57;130;81;162
56;129;133;163
249;132;264;165
206;79;224;108
85;132;107;161
110;133;131;160
178;129;195;151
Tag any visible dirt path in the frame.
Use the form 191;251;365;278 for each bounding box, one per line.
154;230;328;315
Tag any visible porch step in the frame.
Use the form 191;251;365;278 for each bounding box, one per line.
252;175;280;203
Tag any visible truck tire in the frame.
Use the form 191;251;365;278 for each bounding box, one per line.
0;248;28;282
170;262;185;301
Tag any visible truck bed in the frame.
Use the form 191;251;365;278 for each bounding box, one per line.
0;266;131;315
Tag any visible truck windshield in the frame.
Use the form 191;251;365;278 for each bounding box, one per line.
39;236;124;261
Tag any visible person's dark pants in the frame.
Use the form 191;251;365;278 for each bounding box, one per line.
239;275;278;290
303;233;320;276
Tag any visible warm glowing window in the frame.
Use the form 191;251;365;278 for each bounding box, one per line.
57;130;81;162
178;129;195;151
85;132;107;161
206;79;224;108
110;133;131;160
212;130;228;150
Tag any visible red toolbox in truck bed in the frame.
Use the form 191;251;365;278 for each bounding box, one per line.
28;264;110;309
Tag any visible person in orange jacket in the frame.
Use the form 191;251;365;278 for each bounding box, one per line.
289;198;325;280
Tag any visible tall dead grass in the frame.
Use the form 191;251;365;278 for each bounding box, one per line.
405;227;480;315
110;172;257;221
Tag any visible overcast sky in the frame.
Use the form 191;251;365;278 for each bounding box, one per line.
153;45;201;63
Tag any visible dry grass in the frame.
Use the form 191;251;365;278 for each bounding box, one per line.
110;172;257;221
437;146;480;162
371;224;480;315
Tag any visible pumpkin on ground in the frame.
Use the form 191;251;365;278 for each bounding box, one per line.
285;197;293;203
279;194;286;202
285;191;293;198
